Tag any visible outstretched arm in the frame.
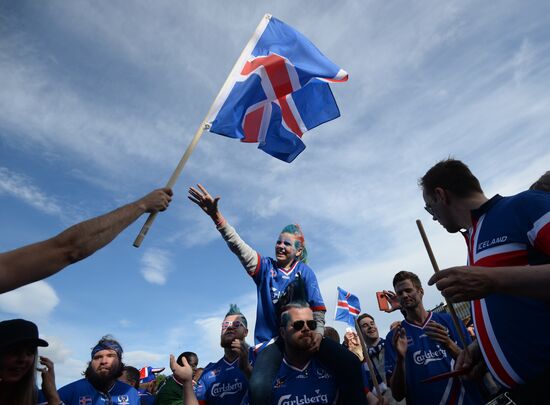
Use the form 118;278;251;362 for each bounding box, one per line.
188;183;224;225
0;188;172;294
428;264;550;302
189;184;258;274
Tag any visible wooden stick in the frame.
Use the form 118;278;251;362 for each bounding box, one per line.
415;219;468;349
133;15;272;248
133;122;207;247
354;318;382;399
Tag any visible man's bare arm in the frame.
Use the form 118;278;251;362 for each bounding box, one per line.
0;188;172;293
428;264;550;302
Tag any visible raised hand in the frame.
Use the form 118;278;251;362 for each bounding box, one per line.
231;339;253;377
424;320;461;358
424;321;452;346
188;184;223;223
382;290;401;313
170;354;193;383
393;326;408;359
39;356;61;405
231;338;249;360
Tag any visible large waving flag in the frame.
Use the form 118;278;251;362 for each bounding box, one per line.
335;287;361;326
205;14;348;162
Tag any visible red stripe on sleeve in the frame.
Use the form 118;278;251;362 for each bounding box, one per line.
249;253;262;278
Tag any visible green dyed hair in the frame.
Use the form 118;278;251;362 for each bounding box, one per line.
276;274;309;326
280;223;308;263
225;304;248;328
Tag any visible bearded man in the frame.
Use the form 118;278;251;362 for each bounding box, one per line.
57;336;140;404
170;304;259;405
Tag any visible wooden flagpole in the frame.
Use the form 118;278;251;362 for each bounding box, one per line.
415;219;468;349
133;14;273;247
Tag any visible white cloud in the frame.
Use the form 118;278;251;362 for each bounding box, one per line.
0;281;59;318
0;167;63;217
39;335;73;363
119;319;132;328
140;248;172;285
123;350;165;369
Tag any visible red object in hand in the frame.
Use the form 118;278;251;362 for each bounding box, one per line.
376;291;390;311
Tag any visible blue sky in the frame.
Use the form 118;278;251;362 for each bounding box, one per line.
1;0;549;387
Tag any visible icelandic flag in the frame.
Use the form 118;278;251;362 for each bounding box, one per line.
205;14;348;162
335;287;361;326
139;366;165;383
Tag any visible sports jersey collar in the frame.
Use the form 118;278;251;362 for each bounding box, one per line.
283;357;311;372
86;378;117;395
470;194;503;220
404;311;432;329
278;260;299;276
222;355;239;366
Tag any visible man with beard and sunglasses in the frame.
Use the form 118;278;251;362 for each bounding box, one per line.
169;304;263;405
57;336;140;405
275;301;388;405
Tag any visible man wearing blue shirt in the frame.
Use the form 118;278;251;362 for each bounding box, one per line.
170;305;257;405
385;271;483;404
421;159;550;404
57;336;140;405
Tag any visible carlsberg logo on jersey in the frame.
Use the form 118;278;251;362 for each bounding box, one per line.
413;347;447;365
211;379;243;397
277;392;329;405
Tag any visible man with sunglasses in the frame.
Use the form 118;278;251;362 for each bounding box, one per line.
274;302;388;405
172;305;262;405
420;159;550;404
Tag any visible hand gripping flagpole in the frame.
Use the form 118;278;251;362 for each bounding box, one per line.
354;318;382;400
415;219;468;349
133;14;273;247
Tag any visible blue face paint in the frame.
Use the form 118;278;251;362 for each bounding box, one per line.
278;224;309;264
276;237;294;247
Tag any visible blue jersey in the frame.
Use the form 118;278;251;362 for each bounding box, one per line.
56;378;140;405
195;355;250;405
464;192;550;388
385;312;483;405
272;358;338;405
138;388;155;405
251;257;326;343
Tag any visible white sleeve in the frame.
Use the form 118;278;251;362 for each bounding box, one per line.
217;221;259;275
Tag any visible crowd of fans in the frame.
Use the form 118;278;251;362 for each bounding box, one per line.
1;160;548;405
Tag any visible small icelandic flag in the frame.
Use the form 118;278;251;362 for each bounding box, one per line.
335;287;361;326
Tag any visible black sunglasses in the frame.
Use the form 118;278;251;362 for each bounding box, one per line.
291;320;317;331
424;204;434;216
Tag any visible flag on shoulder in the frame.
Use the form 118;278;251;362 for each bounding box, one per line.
335;287;361;326
205;14;348;162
